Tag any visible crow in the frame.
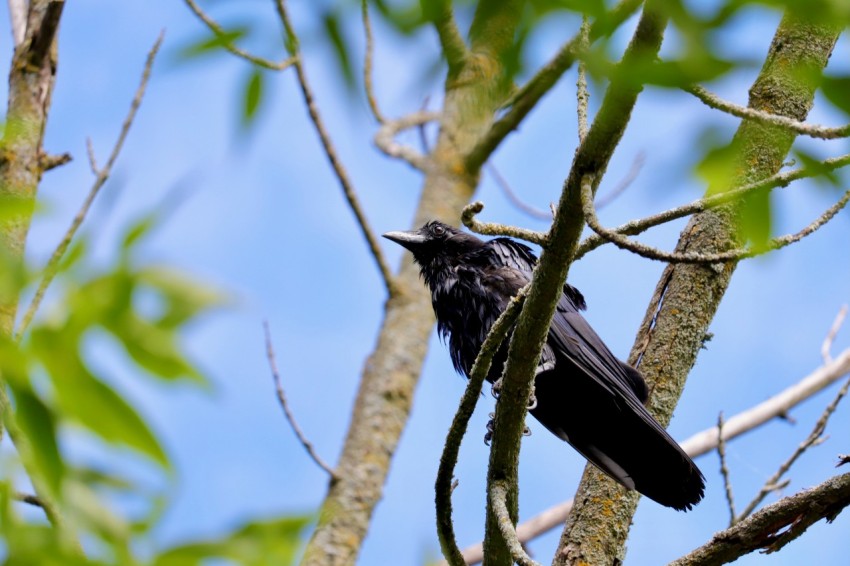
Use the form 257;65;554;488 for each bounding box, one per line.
383;220;705;511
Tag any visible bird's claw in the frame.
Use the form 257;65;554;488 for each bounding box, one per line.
491;378;502;399
527;389;537;411
484;413;496;445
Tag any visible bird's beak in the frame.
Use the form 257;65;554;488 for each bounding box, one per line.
382;230;426;252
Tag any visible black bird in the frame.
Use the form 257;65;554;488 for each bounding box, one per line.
383;221;705;511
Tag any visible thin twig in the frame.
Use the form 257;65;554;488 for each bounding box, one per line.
595;151;645;210
263;321;338;480
374;110;440;171
687;84;850;140
490;480;542;566
273;0;396;296
486;164;551;220
461;201;548;245
184;0;296;70
575;151;850;259
821;305;847;365
576;16;590;143
445;346;850;564
580;175;850;264
360;0;385;124
436;287;528;566
736;374;850;521
717;412;737;527
15;32;165;340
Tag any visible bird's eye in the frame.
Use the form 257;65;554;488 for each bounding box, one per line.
433;224;446;236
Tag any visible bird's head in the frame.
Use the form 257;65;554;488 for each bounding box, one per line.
382;221;483;268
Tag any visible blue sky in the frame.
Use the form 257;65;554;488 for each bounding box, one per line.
2;1;849;564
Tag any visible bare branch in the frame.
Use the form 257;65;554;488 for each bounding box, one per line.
374;111;440;171
436;287;528;566
431;0;469;74
486;164;551;221
461;201;548;245
15;32;164;340
38;151;72;171
737;375;850;521
273;0;396;296
821;305;847;364
263;321;338;480
15;491;46;509
360;0;385;124
27;0;64;68
670;472;850;565
717;413;737;527
490;481;542;566
580;175;850;264
687;84;850;140
7;0;26;46
575;151;850;259
183;0;296;70
576;17;590;143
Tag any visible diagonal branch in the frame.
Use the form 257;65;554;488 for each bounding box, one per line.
717;413;737;527
461;201;548;245
687;84;850;140
263;321;338;479
16;31;165;340
489;480;541;566
273;0;396;296
574;151;850;259
580;176;850;264
374;111;440;172
670;472;850;566
184;0;296;70
431;0;469;75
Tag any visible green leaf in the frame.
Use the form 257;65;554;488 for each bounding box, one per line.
242;69;264;126
154;515;312;566
322;9;355;87
137;266;226;329
12;387;64;500
177;26;249;60
31;328;170;469
821;74;850;117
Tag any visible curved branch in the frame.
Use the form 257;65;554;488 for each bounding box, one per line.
574;151;850;260
489;481;541;566
431;0;469;75
184;0;296;70
687;84;850;140
360;0;385;124
436;287;528;566
580;176;850;264
461;201;548;246
374;111;440;171
273;0;396;296
670;473;850;566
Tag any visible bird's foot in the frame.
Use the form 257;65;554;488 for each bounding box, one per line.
490;378;502;399
484;413;495;445
527;387;537;411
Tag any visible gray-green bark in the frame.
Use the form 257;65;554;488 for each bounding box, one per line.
553;12;841;566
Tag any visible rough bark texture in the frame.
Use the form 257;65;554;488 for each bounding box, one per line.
299;2;524;564
481;3;668;564
0;0;63;337
553;13;841;566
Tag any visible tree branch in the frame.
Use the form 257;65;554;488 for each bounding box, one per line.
360;0;385;124
431;0;469;76
273;0;396;296
580;176;850;264
7;0;26;46
264;321;338;480
373;111;440;172
574;151;850;260
489;480;541;566
15;32;164;340
183;0;296;70
461;201;548;245
436;288;528;566
670;473;850;566
686;84;850;140
717;413;737;527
